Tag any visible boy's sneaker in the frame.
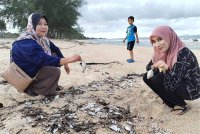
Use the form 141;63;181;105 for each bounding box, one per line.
127;59;135;63
127;59;134;62
127;59;131;62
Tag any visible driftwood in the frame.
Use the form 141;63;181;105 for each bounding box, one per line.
81;61;122;66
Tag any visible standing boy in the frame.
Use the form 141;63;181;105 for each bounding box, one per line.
123;16;139;63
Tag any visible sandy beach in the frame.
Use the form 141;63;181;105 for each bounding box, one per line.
0;39;200;134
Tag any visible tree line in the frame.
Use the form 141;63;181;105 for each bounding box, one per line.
0;0;86;39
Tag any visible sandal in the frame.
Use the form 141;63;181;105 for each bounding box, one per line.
56;86;64;91
171;105;190;115
24;86;38;96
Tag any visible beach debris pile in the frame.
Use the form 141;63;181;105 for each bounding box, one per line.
0;73;170;133
16;73;144;133
20;105;97;133
20;101;136;133
78;101;136;133
86;73;144;92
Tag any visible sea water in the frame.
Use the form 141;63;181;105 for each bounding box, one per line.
83;38;200;50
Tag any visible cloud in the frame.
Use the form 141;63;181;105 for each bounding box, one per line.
78;0;200;38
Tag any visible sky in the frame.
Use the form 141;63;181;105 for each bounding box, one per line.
77;0;200;38
7;0;200;39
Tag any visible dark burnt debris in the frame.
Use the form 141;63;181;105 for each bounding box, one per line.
16;74;144;133
5;73;168;133
20;103;136;133
20;106;97;133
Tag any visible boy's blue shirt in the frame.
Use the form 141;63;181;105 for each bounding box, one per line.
11;39;62;78
126;24;136;42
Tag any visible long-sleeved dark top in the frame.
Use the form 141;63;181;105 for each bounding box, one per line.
49;41;64;58
146;47;200;100
11;39;64;78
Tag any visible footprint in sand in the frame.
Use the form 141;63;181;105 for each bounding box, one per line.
138;89;162;104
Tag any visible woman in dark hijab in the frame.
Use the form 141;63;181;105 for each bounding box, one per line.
11;13;82;96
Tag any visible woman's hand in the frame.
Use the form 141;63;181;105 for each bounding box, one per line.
71;54;82;62
60;54;82;65
152;60;169;71
64;64;70;74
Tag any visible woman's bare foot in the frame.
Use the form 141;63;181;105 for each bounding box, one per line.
171;105;190;115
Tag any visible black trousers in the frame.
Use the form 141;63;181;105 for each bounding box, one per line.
143;73;190;108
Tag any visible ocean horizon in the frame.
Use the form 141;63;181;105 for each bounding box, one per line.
83;37;200;50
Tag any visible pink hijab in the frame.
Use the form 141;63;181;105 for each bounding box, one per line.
150;26;185;70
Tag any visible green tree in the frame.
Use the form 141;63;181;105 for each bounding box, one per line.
0;0;86;39
0;20;6;37
0;20;6;31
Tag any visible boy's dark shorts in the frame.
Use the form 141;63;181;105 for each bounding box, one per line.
127;41;135;51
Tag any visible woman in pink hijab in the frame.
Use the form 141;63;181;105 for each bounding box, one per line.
143;26;200;115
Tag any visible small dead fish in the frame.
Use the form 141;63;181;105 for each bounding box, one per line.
88;111;96;116
69;123;74;128
46;127;51;132
52;114;62;117
109;124;122;132
99;113;107;119
94;107;101;113
84;103;96;110
53;128;58;133
26;117;32;124
147;69;154;79
80;60;87;73
124;124;132;131
24;102;32;108
54;95;60;99
130;131;136;134
39;115;44;119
